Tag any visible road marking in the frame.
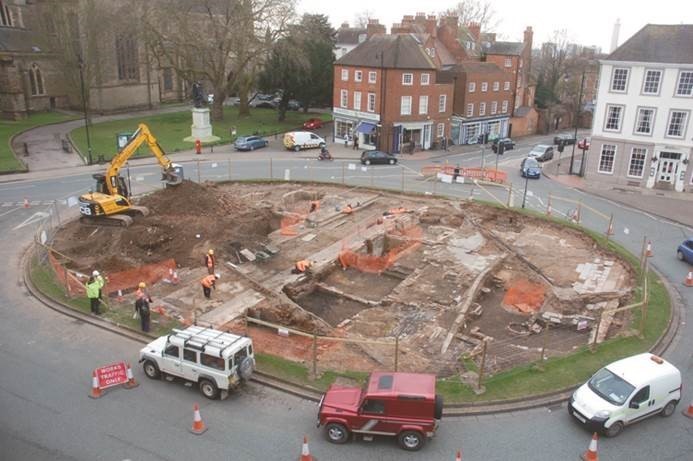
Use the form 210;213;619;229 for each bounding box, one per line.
0;207;20;218
12;211;49;230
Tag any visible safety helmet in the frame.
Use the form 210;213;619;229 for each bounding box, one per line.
92;270;100;277
208;249;214;255
138;282;146;288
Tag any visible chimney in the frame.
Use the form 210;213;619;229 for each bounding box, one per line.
523;26;533;49
402;15;414;26
444;15;459;35
391;23;407;34
367;19;386;38
415;12;426;24
425;15;437;38
610;18;621;52
468;22;480;41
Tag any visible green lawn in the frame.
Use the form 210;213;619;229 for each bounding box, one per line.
70;108;332;162
0;112;78;172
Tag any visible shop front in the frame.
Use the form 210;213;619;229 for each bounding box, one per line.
333;108;380;148
451;115;509;145
392;121;433;153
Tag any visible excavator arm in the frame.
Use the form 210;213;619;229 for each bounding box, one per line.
104;123;182;196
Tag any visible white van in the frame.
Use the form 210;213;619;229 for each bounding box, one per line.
283;131;326;152
568;353;681;437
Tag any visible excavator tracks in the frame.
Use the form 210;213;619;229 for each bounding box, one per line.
79;214;134;227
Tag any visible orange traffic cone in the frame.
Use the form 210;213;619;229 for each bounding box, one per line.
123;363;139;389
455;449;462;460
299;435;315;461
23;197;29;208
580;432;599;461
684;271;693;287
189;403;207;435
683;398;693;418
646;240;653;257
88;370;102;399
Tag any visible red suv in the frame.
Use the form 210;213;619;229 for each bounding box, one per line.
317;372;443;451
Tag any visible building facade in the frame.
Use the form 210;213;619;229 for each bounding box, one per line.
333;34;453;153
587;24;693;194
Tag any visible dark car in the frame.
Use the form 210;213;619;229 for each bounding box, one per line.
234;135;269;151
520;157;541;178
361;150;397;165
303;118;323;130
528;144;554;162
554;134;577;145
677;238;693;264
492;137;515;154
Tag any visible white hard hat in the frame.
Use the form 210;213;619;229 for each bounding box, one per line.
93;270;100;277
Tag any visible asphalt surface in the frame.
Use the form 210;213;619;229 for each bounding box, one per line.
0;136;691;460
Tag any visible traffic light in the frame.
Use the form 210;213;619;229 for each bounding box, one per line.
557;140;565;153
478;133;488;145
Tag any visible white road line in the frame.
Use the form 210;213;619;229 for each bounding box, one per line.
0;207;20;218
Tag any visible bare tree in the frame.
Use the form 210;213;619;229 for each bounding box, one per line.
353;9;375;28
141;0;295;120
442;0;499;30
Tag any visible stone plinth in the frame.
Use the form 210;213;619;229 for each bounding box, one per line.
183;107;220;143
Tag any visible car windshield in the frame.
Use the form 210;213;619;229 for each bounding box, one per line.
587;368;635;405
524;158;539;168
236;137;248;143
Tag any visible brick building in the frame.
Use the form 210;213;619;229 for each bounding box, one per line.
333;34;453;153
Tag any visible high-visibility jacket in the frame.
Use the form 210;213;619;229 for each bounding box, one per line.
201;274;216;288
86;280;100;299
295;260;312;272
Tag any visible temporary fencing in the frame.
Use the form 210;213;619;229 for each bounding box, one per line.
421;165;508;184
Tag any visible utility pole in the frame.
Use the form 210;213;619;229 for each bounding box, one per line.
77;54;93;165
569;70;586;175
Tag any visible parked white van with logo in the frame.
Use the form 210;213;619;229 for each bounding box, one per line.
283;131;326;152
568;353;681;437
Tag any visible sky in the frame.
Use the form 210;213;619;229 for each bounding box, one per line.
297;0;693;52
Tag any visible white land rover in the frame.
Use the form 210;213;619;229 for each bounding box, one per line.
138;326;255;400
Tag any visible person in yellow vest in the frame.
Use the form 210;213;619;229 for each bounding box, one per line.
292;259;313;274
85;276;102;315
201;273;219;299
204;249;216;275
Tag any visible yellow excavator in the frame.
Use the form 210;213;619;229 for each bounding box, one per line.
79;123;184;226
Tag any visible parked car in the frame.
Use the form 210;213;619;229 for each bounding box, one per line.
139;325;255;400
578;138;591;150
318;372;443;451
225;96;241;106
283;131;326;152
249;93;277;109
554;133;576;145
568;353;681;437
303;118;323;130
520;157;541;178
234;135;269;151
527;144;554;162
491;137;515;154
361;150;398;165
676;238;693;264
287;99;302;111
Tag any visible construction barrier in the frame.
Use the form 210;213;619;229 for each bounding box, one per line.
421;165;508;184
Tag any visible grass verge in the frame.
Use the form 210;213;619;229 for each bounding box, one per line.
0;112;78;172
70;108;332;162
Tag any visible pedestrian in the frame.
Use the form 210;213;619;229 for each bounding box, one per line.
204;249;216;275
353;136;359;150
85;276;101;315
201;273;219;299
134;281;153;332
453;164;460;183
93;270;106;299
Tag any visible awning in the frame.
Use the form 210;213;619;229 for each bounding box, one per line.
356;122;376;134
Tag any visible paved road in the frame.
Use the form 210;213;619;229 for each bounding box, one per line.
0;138;691;460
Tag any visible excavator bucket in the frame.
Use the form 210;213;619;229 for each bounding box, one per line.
163;164;184;186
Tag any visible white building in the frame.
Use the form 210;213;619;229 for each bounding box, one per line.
587;24;693;194
335;23;368;59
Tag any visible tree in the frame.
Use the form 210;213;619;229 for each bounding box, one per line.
141;0;295;121
353;9;375;28
442;0;498;30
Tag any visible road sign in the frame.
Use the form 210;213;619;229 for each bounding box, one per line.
95;362;128;390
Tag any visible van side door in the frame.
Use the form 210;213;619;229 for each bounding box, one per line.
625;385;657;423
357;399;395;435
160;343;183;377
180;348;200;383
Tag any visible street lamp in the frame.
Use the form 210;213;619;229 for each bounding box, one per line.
568;70;586;175
521;172;530;208
376;50;386;151
77;54;93;165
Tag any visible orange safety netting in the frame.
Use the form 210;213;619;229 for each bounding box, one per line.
337;224;423;274
502;279;546;313
49;252;86;296
420;165;508;184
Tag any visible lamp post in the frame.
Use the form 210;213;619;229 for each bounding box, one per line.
569;70;586;175
77;54;93;165
521;172;530;208
376;50;386;152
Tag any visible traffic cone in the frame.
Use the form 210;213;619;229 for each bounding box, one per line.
683;398;693;418
123;363;139;389
580;432;599;461
23;197;29;208
88;370;102;399
455;449;462;460
684;271;693;287
299;435;315;461
189;403;207;435
645;240;653;257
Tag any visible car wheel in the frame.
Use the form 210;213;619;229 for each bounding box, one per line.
143;360;160;379
605;421;623;438
199;379;219;400
365;160;371;165
389;159;395;165
238;356;254;381
325;423;349;444
293;145;301;152
660;400;678;417
677;250;684;261
398;430;424;451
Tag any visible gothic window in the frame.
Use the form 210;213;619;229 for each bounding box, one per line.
116;35;139;81
29;63;45;96
0;2;13;27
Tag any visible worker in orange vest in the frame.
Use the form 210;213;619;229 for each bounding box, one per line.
201;273;219;299
204;249;216;275
342;203;353;214
292;260;313;274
